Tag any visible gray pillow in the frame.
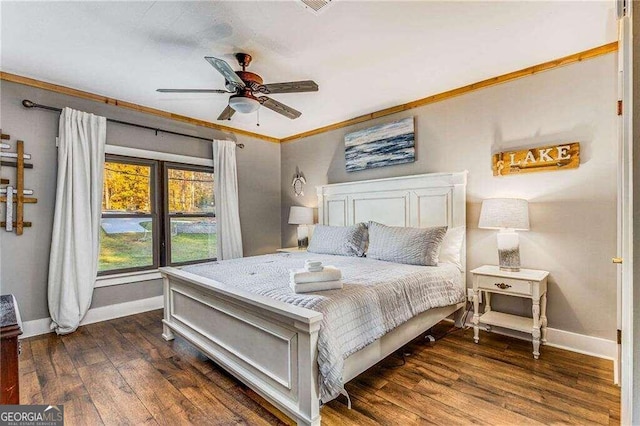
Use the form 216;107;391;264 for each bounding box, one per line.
367;222;448;266
307;223;368;257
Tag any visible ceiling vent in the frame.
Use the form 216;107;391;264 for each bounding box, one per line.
299;0;333;14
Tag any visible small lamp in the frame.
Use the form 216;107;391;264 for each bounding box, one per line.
478;198;530;272
288;206;314;248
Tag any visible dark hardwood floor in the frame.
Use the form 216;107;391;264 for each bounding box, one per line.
19;309;620;425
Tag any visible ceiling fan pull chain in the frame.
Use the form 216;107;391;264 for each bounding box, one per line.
257;108;260;127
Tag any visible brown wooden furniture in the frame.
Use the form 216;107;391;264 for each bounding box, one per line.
1;294;22;404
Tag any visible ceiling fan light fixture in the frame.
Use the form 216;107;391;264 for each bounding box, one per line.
158;54;317;120
228;94;260;114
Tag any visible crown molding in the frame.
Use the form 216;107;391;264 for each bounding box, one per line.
1;42;618;145
280;41;618;142
0;72;280;143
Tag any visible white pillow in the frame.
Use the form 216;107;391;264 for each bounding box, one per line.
367;222;448;266
307;223;368;257
438;227;465;271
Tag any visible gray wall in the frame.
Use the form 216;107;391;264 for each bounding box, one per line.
0;53;619;343
0;80;281;321
281;54;618;340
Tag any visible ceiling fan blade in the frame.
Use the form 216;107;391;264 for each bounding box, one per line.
204;56;246;89
217;105;235;121
156;89;231;93
258;96;302;119
256;80;319;94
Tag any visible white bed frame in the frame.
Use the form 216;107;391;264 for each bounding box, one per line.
160;171;468;426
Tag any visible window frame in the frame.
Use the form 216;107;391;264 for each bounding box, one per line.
162;162;217;267
99;154;160;276
98;154;217;276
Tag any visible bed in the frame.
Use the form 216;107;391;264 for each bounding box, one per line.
160;171;468;426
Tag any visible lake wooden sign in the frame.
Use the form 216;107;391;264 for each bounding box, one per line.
492;142;580;176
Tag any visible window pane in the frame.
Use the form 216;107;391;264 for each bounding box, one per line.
167;168;215;214
103;161;152;213
170;217;217;263
99;217;154;272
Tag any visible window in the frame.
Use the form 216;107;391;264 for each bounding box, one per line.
99;155;216;275
100;157;158;273
164;163;216;265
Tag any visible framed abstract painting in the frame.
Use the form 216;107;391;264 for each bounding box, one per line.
345;117;415;172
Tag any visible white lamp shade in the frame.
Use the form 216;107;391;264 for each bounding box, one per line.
288;206;314;225
478;198;530;231
229;96;260;114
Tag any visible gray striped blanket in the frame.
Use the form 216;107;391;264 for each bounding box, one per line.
183;252;465;403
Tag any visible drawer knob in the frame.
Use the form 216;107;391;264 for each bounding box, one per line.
495;282;512;290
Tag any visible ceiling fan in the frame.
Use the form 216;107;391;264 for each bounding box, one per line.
157;53;318;121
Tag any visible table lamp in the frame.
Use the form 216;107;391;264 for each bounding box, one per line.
478;198;530;271
288;206;314;248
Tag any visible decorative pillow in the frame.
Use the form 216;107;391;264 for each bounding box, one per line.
307;223;368;257
367;222;448;266
437;226;465;271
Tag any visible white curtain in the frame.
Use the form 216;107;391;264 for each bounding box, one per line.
213;140;243;260
48;107;106;335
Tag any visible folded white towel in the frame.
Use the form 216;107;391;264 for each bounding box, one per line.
305;261;323;272
306;266;324;272
290;280;343;294
290;266;342;284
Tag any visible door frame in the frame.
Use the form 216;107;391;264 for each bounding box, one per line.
617;1;634;424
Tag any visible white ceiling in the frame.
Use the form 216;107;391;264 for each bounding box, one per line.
1;1;616;139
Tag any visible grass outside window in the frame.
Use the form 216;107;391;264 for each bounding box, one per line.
98;156;216;275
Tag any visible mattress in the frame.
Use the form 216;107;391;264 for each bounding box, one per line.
183;252;465;403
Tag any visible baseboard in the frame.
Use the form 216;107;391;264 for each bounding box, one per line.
21;298;617;363
544;327;617;360
445;317;617;361
21;318;52;339
475;322;618;384
20;295;163;339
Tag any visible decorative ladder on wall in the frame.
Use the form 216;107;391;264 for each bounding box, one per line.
0;131;37;235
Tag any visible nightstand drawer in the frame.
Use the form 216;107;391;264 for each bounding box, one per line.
476;275;532;296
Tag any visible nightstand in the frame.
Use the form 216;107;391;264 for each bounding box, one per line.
277;247;307;253
471;265;549;359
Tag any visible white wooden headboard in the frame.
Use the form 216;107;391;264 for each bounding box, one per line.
316;172;468;284
316;172;467;228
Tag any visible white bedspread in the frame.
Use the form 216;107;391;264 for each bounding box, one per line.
183;252;465;403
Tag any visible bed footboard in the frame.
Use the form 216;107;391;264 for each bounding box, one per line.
161;267;323;426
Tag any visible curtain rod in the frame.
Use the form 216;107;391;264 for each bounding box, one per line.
21;99;245;149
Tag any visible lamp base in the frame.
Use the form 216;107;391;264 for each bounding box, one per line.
297;225;309;249
499;264;521;272
497;230;521;272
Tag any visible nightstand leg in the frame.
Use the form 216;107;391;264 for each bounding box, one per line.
484;292;492;313
532;298;541;359
540;293;548;344
472;289;480;344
